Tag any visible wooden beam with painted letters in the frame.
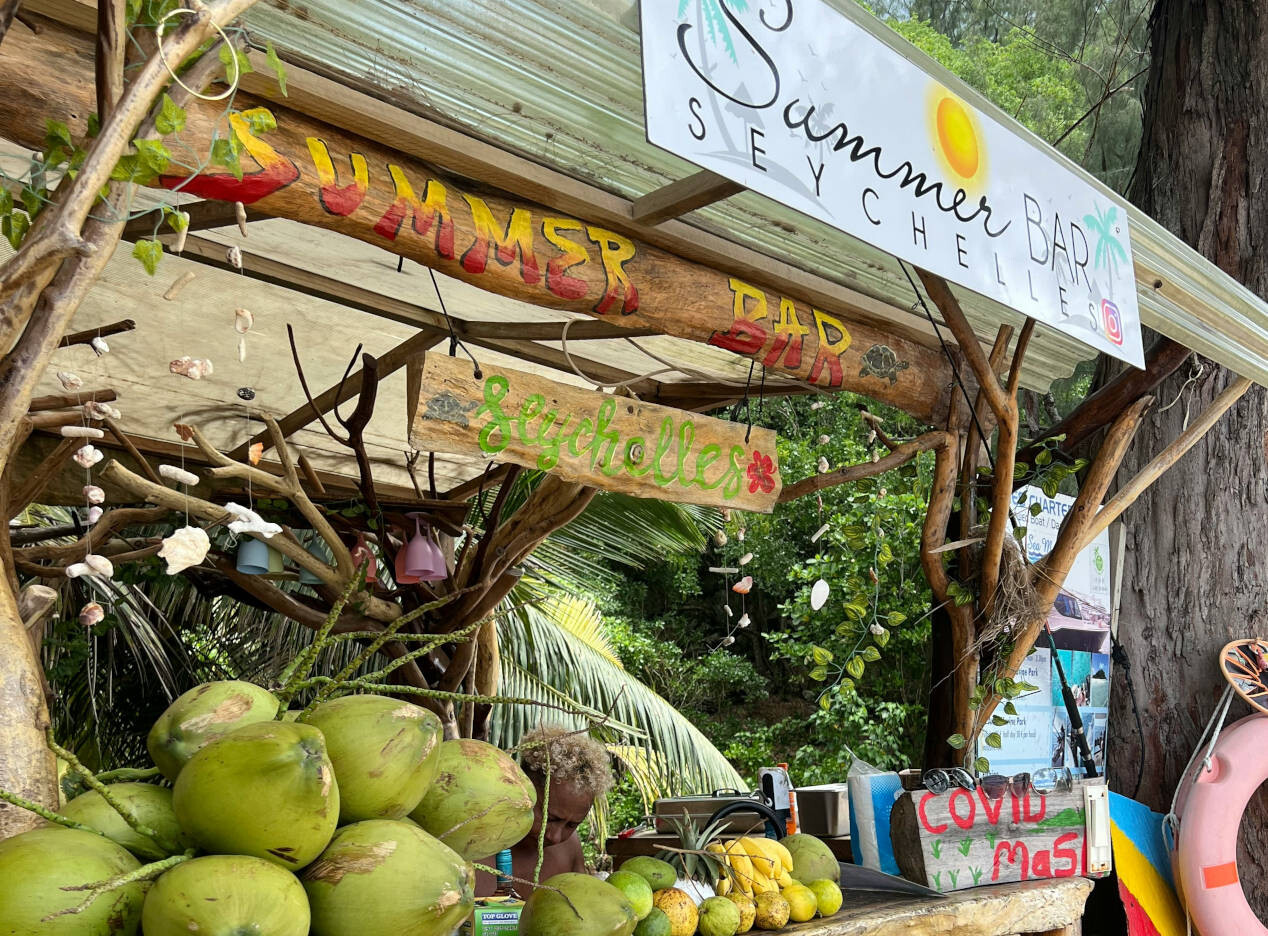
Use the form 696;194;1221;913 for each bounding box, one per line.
0;19;957;426
407;354;782;512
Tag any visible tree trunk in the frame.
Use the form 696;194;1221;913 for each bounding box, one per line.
1112;0;1268;915
0;580;57;837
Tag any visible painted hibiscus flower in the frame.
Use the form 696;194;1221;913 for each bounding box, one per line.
747;451;776;494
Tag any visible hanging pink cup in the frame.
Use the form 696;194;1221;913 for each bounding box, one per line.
393;529;420;585
350;532;377;584
406;513;447;582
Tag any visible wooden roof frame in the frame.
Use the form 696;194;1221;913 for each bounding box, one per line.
23;0;1002;377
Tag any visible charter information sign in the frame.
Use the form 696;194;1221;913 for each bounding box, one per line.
639;0;1145;366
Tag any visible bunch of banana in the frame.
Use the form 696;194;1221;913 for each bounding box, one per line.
707;836;795;897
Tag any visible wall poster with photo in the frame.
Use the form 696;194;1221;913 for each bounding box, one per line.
977;487;1114;778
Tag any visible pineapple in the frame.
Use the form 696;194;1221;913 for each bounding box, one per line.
655;811;728;902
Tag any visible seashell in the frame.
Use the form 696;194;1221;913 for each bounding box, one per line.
67;555;113;580
248;442;264;465
79;602;105;627
723;605;733;617
172;209;188;253
870;622;886;636
60;426;104;439
238;337;246;363
817;456;830;474
878;487;887;498
818;434;830;445
169;356;214;380
223;502;281;538
164;270;195;299
713;529;727;547
84;554;114;578
810;578;830;611
234;308;253;334
73;445;103;468
83;401;121;420
235;201;248;236
159;464;200;486
811;523;830;544
86;506;103;524
739;552;753;566
83;484;105;505
720;508;732;522
90;336;109;356
720;635;735;647
732;575;752;595
226;245;242;269
810;400;826;410
158;525;211;574
738;613;751;629
57;372;83;391
871;451;880;464
736;527;745;542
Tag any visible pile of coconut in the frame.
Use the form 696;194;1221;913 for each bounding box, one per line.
0;680;622;936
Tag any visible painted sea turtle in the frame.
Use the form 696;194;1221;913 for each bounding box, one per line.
423;391;478;427
858;344;911;385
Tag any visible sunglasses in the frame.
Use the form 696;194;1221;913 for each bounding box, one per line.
924;769;1059;799
921;768;976;795
978;772;1032;800
1030;767;1074;795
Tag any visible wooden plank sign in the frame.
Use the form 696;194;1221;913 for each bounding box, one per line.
407;354;781;511
0;20;958;427
890;786;1109;893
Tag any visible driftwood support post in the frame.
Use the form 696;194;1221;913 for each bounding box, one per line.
0;0;263;836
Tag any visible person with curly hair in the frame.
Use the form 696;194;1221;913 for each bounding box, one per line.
474;725;615;896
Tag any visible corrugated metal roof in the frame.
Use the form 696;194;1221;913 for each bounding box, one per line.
239;0;1268;390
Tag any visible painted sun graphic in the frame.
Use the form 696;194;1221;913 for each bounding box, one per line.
927;88;987;191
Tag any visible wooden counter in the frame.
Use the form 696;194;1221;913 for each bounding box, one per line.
780;878;1092;936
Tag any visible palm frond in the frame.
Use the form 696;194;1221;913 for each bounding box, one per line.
490;590;743;832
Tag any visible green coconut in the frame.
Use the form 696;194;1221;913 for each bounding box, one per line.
783;833;840;884
141;854;310;936
302;819;474;936
519;873;637;936
299;694;443;823
61;782;193;861
0;826;144;935
173;720;339;869
147;679;280;780
408;739;536;860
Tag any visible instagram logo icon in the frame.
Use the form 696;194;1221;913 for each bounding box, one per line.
1101;300;1123;345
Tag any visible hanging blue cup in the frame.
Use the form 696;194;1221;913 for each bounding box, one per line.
236;538;271;575
298;541;331;585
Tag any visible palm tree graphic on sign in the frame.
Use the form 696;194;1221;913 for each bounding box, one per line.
678;0;750;61
1083;203;1128;283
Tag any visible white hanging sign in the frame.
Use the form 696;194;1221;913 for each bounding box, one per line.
639;0;1144;367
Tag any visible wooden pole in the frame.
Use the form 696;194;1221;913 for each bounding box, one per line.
1071;376;1253;554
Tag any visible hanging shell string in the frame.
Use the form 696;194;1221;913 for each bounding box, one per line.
179;431;189;527
243;407;253;512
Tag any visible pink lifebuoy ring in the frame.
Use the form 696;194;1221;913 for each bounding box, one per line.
1173;713;1268;934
